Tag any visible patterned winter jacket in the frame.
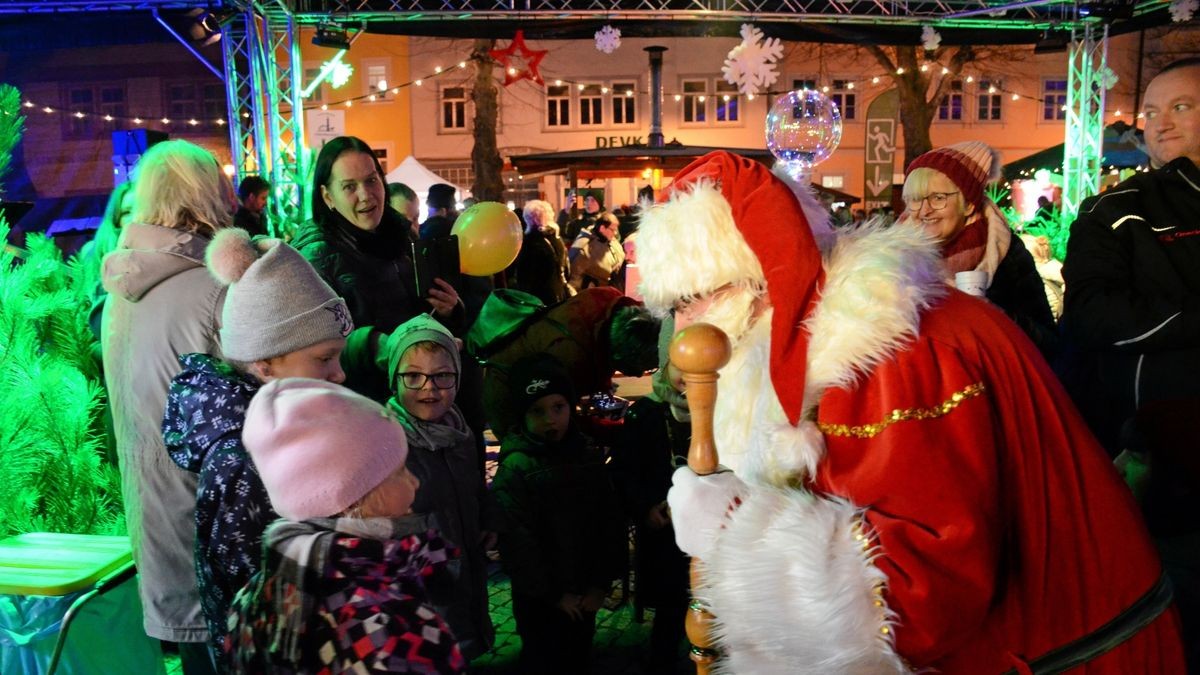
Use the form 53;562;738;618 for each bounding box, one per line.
163;353;272;660
226;518;465;674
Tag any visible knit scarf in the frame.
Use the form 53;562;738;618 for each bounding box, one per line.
940;213;989;276
251;514;443;664
386;399;472;453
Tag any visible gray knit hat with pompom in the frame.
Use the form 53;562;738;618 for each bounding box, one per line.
207;228;353;362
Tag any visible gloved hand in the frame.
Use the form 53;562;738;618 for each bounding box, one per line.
667;466;747;559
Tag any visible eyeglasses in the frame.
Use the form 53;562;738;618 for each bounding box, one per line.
905;191;959;211
397;371;458;390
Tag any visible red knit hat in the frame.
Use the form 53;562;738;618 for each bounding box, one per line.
905;141;1001;210
660;151;824;426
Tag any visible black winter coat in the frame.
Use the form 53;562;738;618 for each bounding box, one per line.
514;230;570;306
292;208;434;333
1061;157;1200;450
987;235;1058;361
492;427;626;603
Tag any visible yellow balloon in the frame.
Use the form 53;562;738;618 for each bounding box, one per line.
451;201;523;276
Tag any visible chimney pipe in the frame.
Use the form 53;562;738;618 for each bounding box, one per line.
645;46;667;149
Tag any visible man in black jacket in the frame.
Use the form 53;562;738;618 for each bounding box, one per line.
1061;56;1200;669
1062;57;1200;451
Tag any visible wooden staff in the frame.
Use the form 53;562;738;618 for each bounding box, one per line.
669;322;732;675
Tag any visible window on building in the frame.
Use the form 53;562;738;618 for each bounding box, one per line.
546;84;570;127
682;79;707;124
166;82;199;120
1043;79;1068;121
441;87;467;131
612;81;636;125
821;175;845;189
62;87;96;137
164;81;224;131
715;80;740;123
200;83;224;124
579;84;604;126
304;66;325;103
938;80;963;121
978;79;1003;121
364;62;390;101
792;78;817;91
831;79;856;120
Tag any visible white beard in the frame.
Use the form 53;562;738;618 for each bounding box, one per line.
697;287;825;488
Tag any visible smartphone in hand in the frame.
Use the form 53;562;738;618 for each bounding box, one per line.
412;235;462;298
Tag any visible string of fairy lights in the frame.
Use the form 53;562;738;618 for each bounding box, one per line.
5;51;1143;128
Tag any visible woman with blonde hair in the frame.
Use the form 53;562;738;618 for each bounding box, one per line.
899;141;1056;358
101;139;233;674
514;199;571;304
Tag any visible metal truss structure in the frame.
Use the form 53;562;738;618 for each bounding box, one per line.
1062;22;1107;220
220;6;307;231
3;0;1155;225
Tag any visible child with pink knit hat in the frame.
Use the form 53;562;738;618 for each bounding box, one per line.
163;227;359;665
227;377;464;674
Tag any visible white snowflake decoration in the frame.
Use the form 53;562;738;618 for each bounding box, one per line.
595;25;621;53
1098;66;1119;90
1170;0;1197;22
722;23;784;96
921;25;942;51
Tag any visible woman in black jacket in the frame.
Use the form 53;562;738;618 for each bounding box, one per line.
293;136;462;334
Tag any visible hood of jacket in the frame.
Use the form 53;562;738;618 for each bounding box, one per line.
163;353;260;473
101;223;211;302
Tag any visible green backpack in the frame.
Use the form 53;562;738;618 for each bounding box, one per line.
465;289;551;362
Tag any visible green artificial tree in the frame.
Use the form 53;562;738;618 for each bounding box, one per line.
0;84;123;537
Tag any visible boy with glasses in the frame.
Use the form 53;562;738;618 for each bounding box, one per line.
384;314;496;661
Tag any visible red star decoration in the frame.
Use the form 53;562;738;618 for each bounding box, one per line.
489;30;548;87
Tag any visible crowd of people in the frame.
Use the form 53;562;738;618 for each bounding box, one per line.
70;55;1199;674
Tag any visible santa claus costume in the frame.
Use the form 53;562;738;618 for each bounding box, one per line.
636;151;1185;673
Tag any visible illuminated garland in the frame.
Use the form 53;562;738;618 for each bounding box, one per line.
13;54;1141;127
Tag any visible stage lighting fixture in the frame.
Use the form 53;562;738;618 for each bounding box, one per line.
1078;0;1135;19
313;22;351;50
186;9;222;47
1033;30;1070;54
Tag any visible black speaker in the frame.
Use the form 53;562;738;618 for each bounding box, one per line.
111;129;168;186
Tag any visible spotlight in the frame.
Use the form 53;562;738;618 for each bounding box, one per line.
1033;30;1070;54
186;9;222;46
313;22;351;50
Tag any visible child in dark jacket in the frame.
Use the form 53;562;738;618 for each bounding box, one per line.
162;228;357;660
228;377;463;674
383;314;495;659
491;355;627;674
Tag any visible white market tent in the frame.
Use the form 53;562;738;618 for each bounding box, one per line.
384;156;467;215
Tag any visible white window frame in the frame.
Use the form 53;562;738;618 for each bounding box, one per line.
545;84;571;129
611;80;638;127
830;79;856;121
361;58;392;103
680;78;709;126
977;79;1003;122
439;85;469;134
821;174;845;189
1042;78;1068;122
578;83;604;127
714;79;741;125
938;79;964;122
302;61;327;104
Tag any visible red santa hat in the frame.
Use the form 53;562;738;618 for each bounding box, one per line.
640;151;824;426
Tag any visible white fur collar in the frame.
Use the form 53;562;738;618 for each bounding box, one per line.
803;222;948;409
716;223;947;486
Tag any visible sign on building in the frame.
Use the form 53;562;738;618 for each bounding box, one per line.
306;109;346;150
863;89;899;211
